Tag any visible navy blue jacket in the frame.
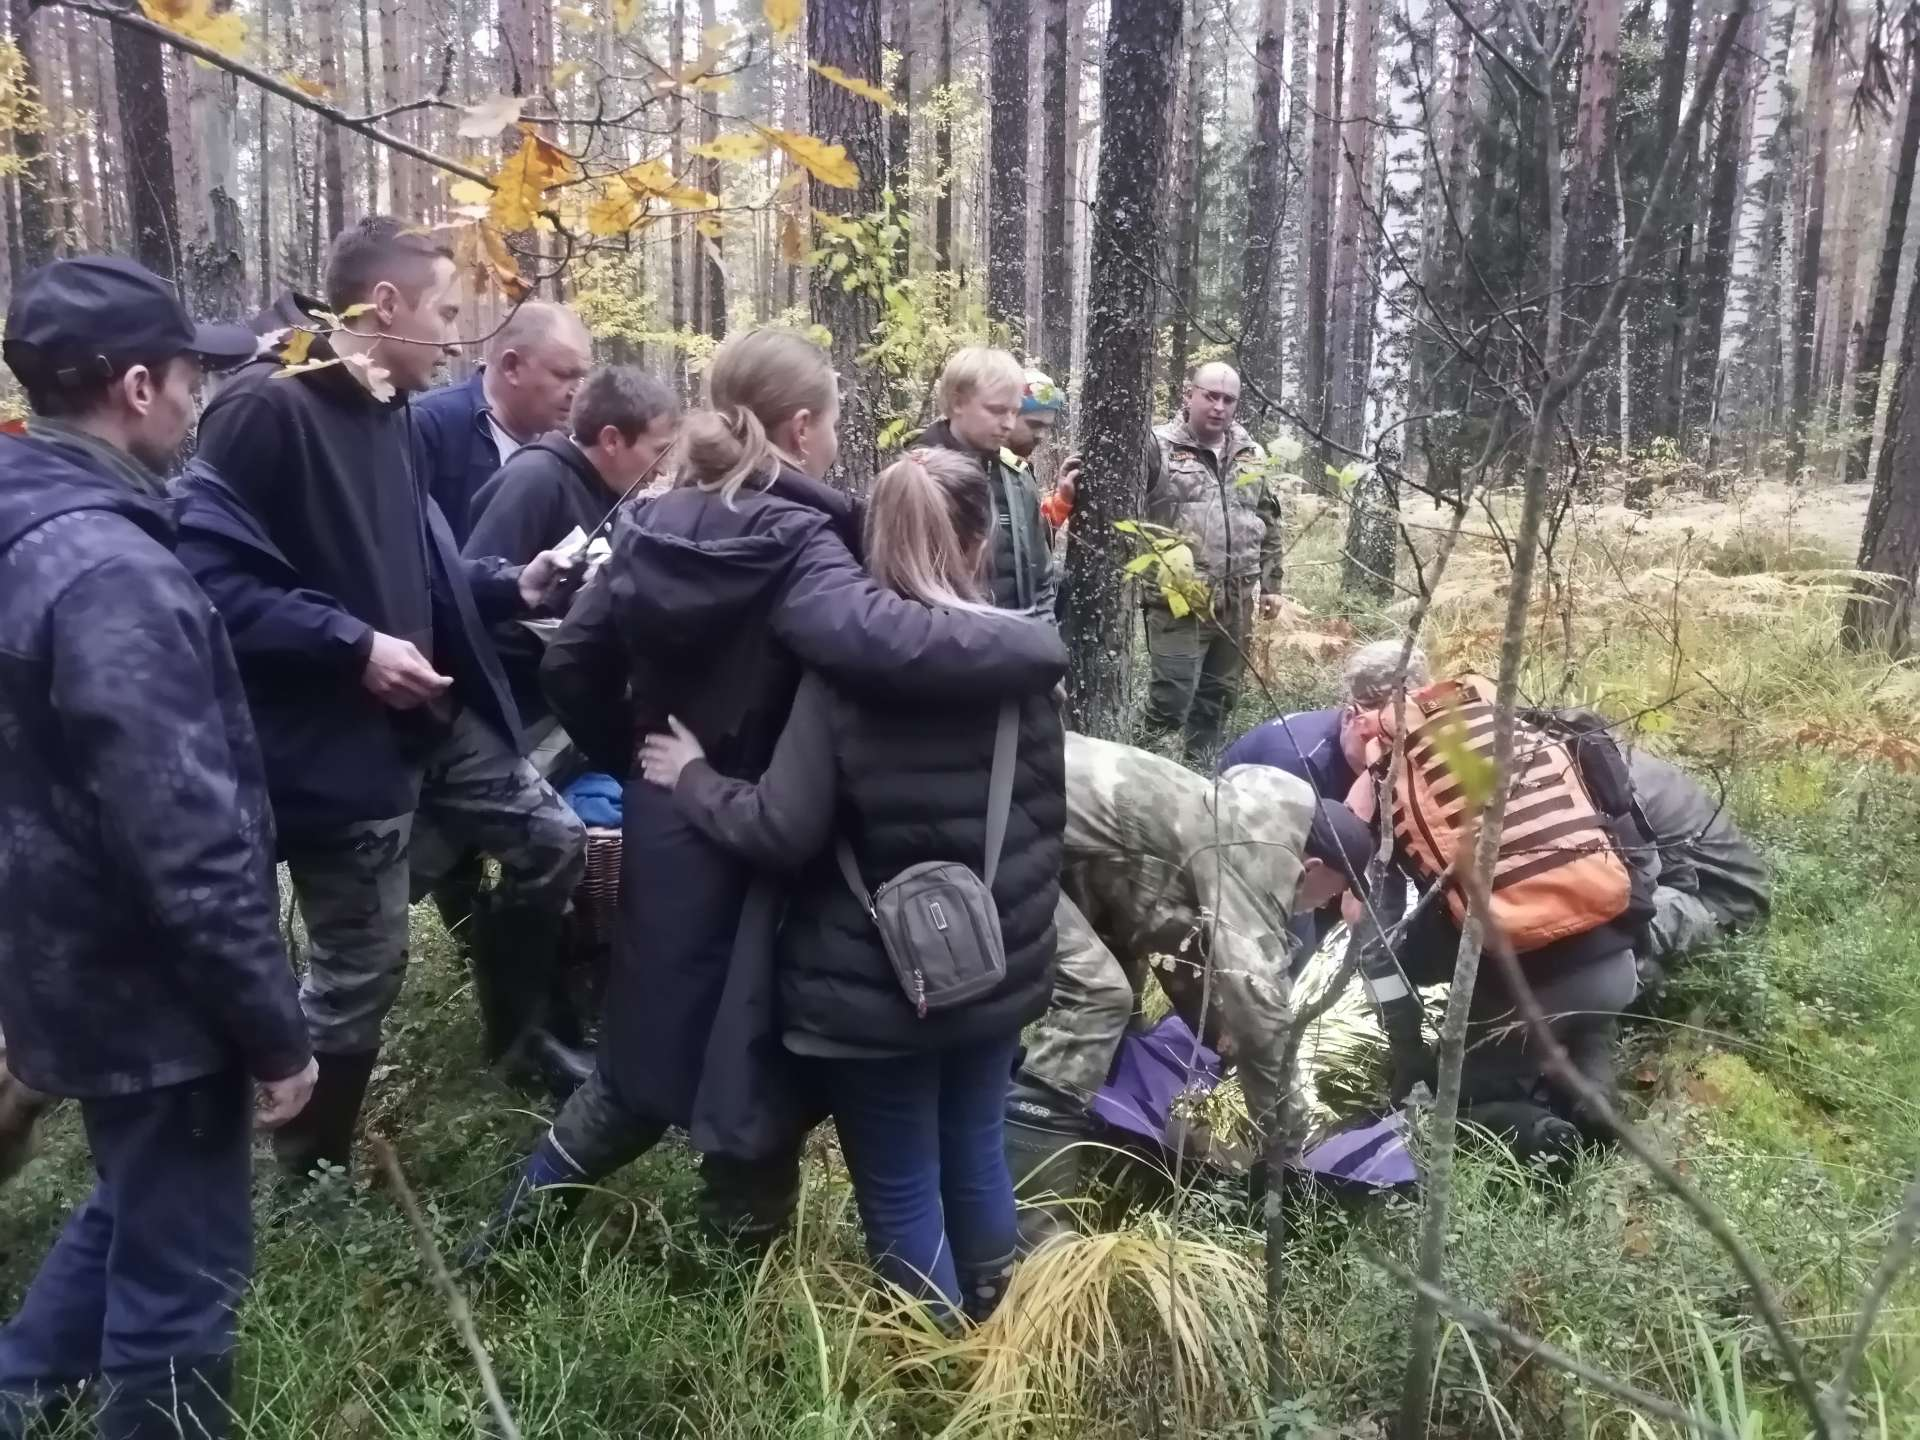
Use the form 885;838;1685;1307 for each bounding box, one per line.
0;431;311;1099
179;314;528;838
412;372;500;545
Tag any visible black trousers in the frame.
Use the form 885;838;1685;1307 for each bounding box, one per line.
0;1071;253;1440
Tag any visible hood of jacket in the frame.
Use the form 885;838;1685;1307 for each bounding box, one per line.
0;429;174;556
240;290;403;413
605;464;855;661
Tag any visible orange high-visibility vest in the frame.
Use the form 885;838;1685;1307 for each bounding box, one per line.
1370;676;1630;953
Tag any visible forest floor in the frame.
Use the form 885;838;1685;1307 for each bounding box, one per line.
4;476;1919;1438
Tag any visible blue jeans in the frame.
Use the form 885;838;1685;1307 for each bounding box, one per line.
817;1035;1022;1316
0;1070;253;1440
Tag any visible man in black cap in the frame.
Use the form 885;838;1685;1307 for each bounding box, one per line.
0;256;316;1440
175;217;591;1186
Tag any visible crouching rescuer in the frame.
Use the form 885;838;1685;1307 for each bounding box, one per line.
1348;675;1655;1164
1003;735;1375;1247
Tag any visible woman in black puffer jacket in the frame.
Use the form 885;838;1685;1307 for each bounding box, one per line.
470;331;1066;1256
642;447;1065;1321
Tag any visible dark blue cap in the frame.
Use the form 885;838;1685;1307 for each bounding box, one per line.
3;255;257;388
1306;799;1377;894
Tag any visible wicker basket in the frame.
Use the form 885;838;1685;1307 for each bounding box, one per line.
577;825;624;945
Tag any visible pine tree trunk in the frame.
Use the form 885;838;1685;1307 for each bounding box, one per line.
65;14;102;250
986;0;1029;333
1301;0;1341;452
1787;26;1837;477
256;0;272;303
1565;0;1621;438
1846;40;1920;486
809;0;886;490
1165;8;1204;400
669;0;687;346
1239;0;1287;401
1065;0;1088;374
186;26;246;319
1066;0;1184;738
111;20;180;279
312;0;346;237
26;8;70;255
378;0;406;217
1024;8;1045;336
1845;245;1920;656
1039;0;1073;375
934;0;952;270
1629;0;1695;438
8;0;54;270
696;0;726;336
358;0;376;215
1279;0;1310;396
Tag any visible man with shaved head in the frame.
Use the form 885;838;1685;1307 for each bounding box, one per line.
414;299;594;543
1139;362;1285;763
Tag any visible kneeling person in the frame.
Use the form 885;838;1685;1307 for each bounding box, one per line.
1007;737;1372;1243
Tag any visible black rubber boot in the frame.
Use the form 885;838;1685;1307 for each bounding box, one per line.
274;1051;377;1183
470;898;595;1100
431;851;489;957
1004;1082;1091;1253
697;1147;803;1254
1457;1099;1583;1169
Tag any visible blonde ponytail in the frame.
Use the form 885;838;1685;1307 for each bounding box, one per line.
678;328;837;504
865;448;996;612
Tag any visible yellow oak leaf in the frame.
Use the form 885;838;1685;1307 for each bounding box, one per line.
808;61;896;110
778;212;807;263
695;216;724;239
551;60;582;88
765;129;858;189
273;357;340;381
479;223;532;300
279;327;316;366
688;132;770;164
586;181;641;237
664;184;718;211
763;0;802;41
141;0;248;58
488;125;581;232
447;178;494;206
619;159;676;195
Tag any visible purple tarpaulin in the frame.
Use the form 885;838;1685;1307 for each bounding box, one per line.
1090;1016;1221;1145
1299;1111;1417;1188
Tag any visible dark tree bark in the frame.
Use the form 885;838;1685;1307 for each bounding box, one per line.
1846;248;1920;657
1039;0;1072;375
986;0;1029;332
1327;0;1375;448
1065;0;1184;738
1787;29;1838;477
258;0;272;308
810;0;886;491
934;0;952;269
1239;0;1287;400
312;0;346;236
1628;0;1694;438
66;14;103;250
8;0;55;271
1846;45;1920;486
112;21;181;279
1301;0;1341;453
1165;7;1205;402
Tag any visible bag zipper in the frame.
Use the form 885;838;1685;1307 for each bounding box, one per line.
914;967;928;1019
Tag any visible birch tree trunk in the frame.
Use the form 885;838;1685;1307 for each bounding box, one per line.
1328;0;1376;449
1686;0;1759;448
1301;0;1342;453
1066;0;1184;737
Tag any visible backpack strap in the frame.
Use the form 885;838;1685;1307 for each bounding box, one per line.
982;698;1020;888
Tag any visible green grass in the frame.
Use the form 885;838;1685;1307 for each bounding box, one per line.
7;497;1920;1435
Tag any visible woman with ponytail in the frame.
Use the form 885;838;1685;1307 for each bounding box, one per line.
638;448;1065;1322
470;331;1065;1257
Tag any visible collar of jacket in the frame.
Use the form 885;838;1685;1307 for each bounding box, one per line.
26;416;169;500
1159;417;1256;463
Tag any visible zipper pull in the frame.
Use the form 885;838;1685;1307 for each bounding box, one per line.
915;969;928;1019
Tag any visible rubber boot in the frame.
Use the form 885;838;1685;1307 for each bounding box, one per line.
431;851;489;957
957;1250;1017;1324
697;1147;804;1255
458;1130;588;1271
1004;1083;1091;1253
469;898;595;1100
273;1051;377;1183
1457;1098;1583;1170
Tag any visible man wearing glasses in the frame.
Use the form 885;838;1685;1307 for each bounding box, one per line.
1140;362;1285;764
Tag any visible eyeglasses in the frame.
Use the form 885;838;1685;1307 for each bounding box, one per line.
1192;386;1240;409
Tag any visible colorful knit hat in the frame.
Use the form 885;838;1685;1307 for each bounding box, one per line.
1021;368;1066;415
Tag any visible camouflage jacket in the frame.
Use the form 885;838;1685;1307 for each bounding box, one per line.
1145;419;1283;599
0;428;310;1099
1062;733;1314;987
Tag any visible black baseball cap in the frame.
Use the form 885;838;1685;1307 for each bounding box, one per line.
3;255;258;390
1305;799;1377;895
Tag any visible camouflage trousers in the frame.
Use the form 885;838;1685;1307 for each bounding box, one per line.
1019;891;1295;1140
1648;885;1725;962
1140;593;1252;766
283;706;586;1056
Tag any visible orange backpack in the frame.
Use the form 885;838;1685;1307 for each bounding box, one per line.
1370;676;1631;953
